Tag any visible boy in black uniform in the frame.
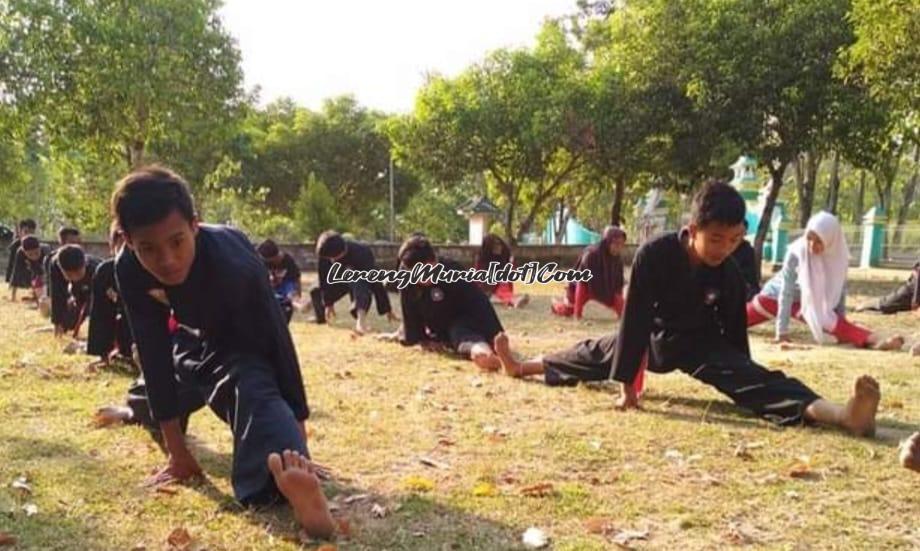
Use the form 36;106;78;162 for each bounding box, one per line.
49;244;99;338
40;227;82;317
6;219;38;299
112;166;334;538
393;235;525;372
87;225;134;365
257;239;302;322
498;182;882;437
310;230;396;334
9;235;49;303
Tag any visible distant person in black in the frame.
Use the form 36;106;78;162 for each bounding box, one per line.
112;166;335;539
87;223;134;366
257;239;301;323
389;235;527;372
310;230;396;334
9;234;49;303
40;226;82;318
499;182;883;437
5;218;38;297
857;261;919;315
49;244;100;338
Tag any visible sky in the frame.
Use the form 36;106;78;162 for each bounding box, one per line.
218;0;576;113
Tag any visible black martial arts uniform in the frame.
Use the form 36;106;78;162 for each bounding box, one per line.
87;258;134;359
310;239;392;323
730;239;761;301
117;224;310;505
399;258;504;358
49;254;99;332
546;231;821;426
860;262;919;314
7;239;41;289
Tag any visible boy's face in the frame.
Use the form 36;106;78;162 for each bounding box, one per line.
125;209;199;287
608;236;626;256
63;266;86;283
688;221;746;267
23;248;41;262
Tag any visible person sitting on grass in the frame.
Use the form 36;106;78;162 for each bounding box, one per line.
551;226;627;319
473;233;529;308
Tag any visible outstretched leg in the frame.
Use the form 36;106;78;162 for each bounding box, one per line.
268;450;336;539
493;332;544;378
804;375;880;436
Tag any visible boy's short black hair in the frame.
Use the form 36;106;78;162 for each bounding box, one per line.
21;236;40;251
56;244;86;272
19;219;37;232
257;239;280;259
58;227;80;243
398;235;436;269
316;230;346;259
111;165;196;236
690;180;746;228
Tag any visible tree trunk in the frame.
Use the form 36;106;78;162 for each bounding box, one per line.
610;175;626;226
824;150;840;214
853;170;866;224
554;201;566;244
893;145;920;245
795;151;819;227
503;187;516;246
753;162;788;268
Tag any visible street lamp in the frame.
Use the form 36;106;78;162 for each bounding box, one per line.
377;154;396;242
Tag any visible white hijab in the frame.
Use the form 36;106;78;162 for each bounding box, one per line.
790;212;849;343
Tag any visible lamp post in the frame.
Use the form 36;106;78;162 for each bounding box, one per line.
377;154;396;242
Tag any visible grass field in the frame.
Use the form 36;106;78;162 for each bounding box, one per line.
0;267;918;550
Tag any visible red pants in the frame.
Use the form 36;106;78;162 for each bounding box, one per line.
491;282;516;307
552;282;624;319
746;295;872;348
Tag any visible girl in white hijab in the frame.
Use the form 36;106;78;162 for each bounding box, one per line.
747;211;903;350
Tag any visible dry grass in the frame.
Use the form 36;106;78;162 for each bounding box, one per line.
0;267;918;550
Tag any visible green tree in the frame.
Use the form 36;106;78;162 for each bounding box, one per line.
0;0;245;168
292;174;342;241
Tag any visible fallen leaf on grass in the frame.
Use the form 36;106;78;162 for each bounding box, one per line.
418;456;450;470
0;533;16;546
22;504;37;516
612;528;649;546
316;545;337;551
733;443;754;461
10;476;31;495
520;483;555;497
583;517;616;535
723;522;756;545
166;527;192;550
371;503;388;518
343;493;369;504
437;438;455;447
522;527;549;548
155;486;179;496
788;456;822;481
472;481;499;497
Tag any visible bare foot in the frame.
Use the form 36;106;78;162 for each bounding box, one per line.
899;432;920;473
909;341;919;357
872;335;904;351
839;376;880;437
493;332;522;377
267;450;336;540
93;405;133;428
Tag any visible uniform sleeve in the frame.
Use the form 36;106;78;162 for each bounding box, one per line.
116;257;178;422
726;268;752;357
611;245;655;384
49;261;68;325
5;241;17;283
87;262;117;358
399;290;425;346
372;282;392;315
775;252;798;338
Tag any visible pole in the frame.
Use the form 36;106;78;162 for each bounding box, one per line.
389;154;395;242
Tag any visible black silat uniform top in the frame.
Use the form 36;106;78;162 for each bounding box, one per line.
400;258;504;347
116;225;309;423
266;252;302;295
12;245;51;285
49;254;100;326
612;231;750;384
87;258;124;357
317;240;377;304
